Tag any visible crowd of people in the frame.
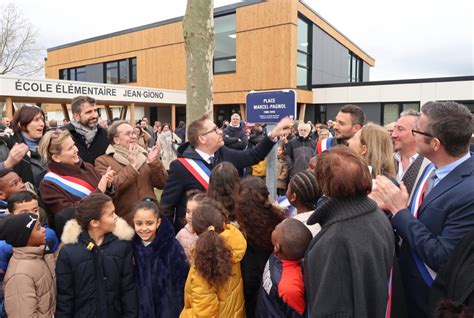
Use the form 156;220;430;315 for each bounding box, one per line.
0;95;472;318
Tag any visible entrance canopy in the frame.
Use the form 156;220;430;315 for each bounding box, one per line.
0;75;186;125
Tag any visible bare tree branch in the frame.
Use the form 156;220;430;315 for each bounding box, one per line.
0;3;44;76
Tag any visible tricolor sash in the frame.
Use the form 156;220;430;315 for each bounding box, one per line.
177;158;211;190
408;163;437;286
316;138;333;155
385;267;393;318
43;171;95;199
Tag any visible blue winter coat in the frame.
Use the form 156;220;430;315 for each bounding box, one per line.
133;217;188;318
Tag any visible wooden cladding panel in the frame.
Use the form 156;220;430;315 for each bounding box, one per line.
237;0;297;32
214;24;296;93
47;22;184;67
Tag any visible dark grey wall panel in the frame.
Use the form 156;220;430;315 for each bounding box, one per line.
363;62;370;82
85;63;103;83
312;25;349;85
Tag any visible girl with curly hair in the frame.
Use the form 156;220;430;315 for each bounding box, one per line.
207;162;240;222
236;176;286;318
180;197;247;317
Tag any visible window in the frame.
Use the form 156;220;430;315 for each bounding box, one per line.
59;57;137;84
382;102;420;125
348;52;362;82
59;69;67;80
130;57;137;82
214;13;236;73
75;67;86;82
297;16;312;89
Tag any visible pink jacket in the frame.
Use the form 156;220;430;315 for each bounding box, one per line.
175;224;198;262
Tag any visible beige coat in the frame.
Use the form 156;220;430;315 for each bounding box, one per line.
3;246;56;318
157;131;182;170
95;147;168;225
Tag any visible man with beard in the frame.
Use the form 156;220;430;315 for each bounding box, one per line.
64;96;109;164
315;104;365;155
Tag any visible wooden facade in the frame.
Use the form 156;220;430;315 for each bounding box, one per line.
45;0;374;120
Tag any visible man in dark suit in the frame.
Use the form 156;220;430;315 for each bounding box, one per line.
160;114;292;232
371;101;474;318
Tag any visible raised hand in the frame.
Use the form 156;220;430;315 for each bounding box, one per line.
128;143;137;168
4;143;29;169
268;117;294;139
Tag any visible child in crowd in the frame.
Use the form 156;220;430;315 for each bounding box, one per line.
56;193;137;317
176;191;203;262
277;143;289;196
180;197;247;317
0;169;26;204
256;218;312;318
208;162;240;222
236;176;286;318
252;159;267;179
0;213;56;318
132;198;188;317
7;190;59;252
287;170;322;236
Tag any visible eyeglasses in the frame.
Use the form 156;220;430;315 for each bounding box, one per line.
201;126;220;136
411;129;434;138
123;131;137;137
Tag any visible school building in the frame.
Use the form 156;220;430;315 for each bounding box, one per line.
40;0;473;126
42;0;373;125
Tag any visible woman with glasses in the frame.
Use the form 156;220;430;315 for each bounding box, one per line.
95;120;167;226
0;105;48;191
38;130;116;227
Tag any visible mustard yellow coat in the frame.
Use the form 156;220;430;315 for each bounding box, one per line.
180;224;247;318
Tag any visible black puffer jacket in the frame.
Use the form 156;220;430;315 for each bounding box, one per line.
285;135;315;177
64;123;109;164
56;217;137;318
223;125;248;150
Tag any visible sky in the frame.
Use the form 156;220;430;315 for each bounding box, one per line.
3;0;474;81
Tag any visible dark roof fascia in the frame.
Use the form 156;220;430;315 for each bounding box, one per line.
299;0;374;62
47;0;263;52
311;75;474;89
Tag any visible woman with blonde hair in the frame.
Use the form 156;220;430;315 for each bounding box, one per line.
38;130;115;226
348;123;396;178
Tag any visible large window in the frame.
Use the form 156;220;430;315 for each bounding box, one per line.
59;57;137;84
348;52;362;82
297;16;312;89
382;102;419;125
214;13;236;74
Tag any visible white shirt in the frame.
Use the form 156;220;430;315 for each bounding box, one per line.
195;148;214;165
394;152;419;181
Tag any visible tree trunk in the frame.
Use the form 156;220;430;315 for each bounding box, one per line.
182;0;214;129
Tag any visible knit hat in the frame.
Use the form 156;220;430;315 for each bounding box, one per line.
0;213;38;247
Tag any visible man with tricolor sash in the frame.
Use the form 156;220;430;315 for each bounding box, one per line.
315;104;365;155
370;101;474;317
160;115;292;233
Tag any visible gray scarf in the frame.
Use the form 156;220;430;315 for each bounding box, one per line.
70;119;98;148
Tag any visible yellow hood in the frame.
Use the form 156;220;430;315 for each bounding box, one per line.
220;224;247;263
